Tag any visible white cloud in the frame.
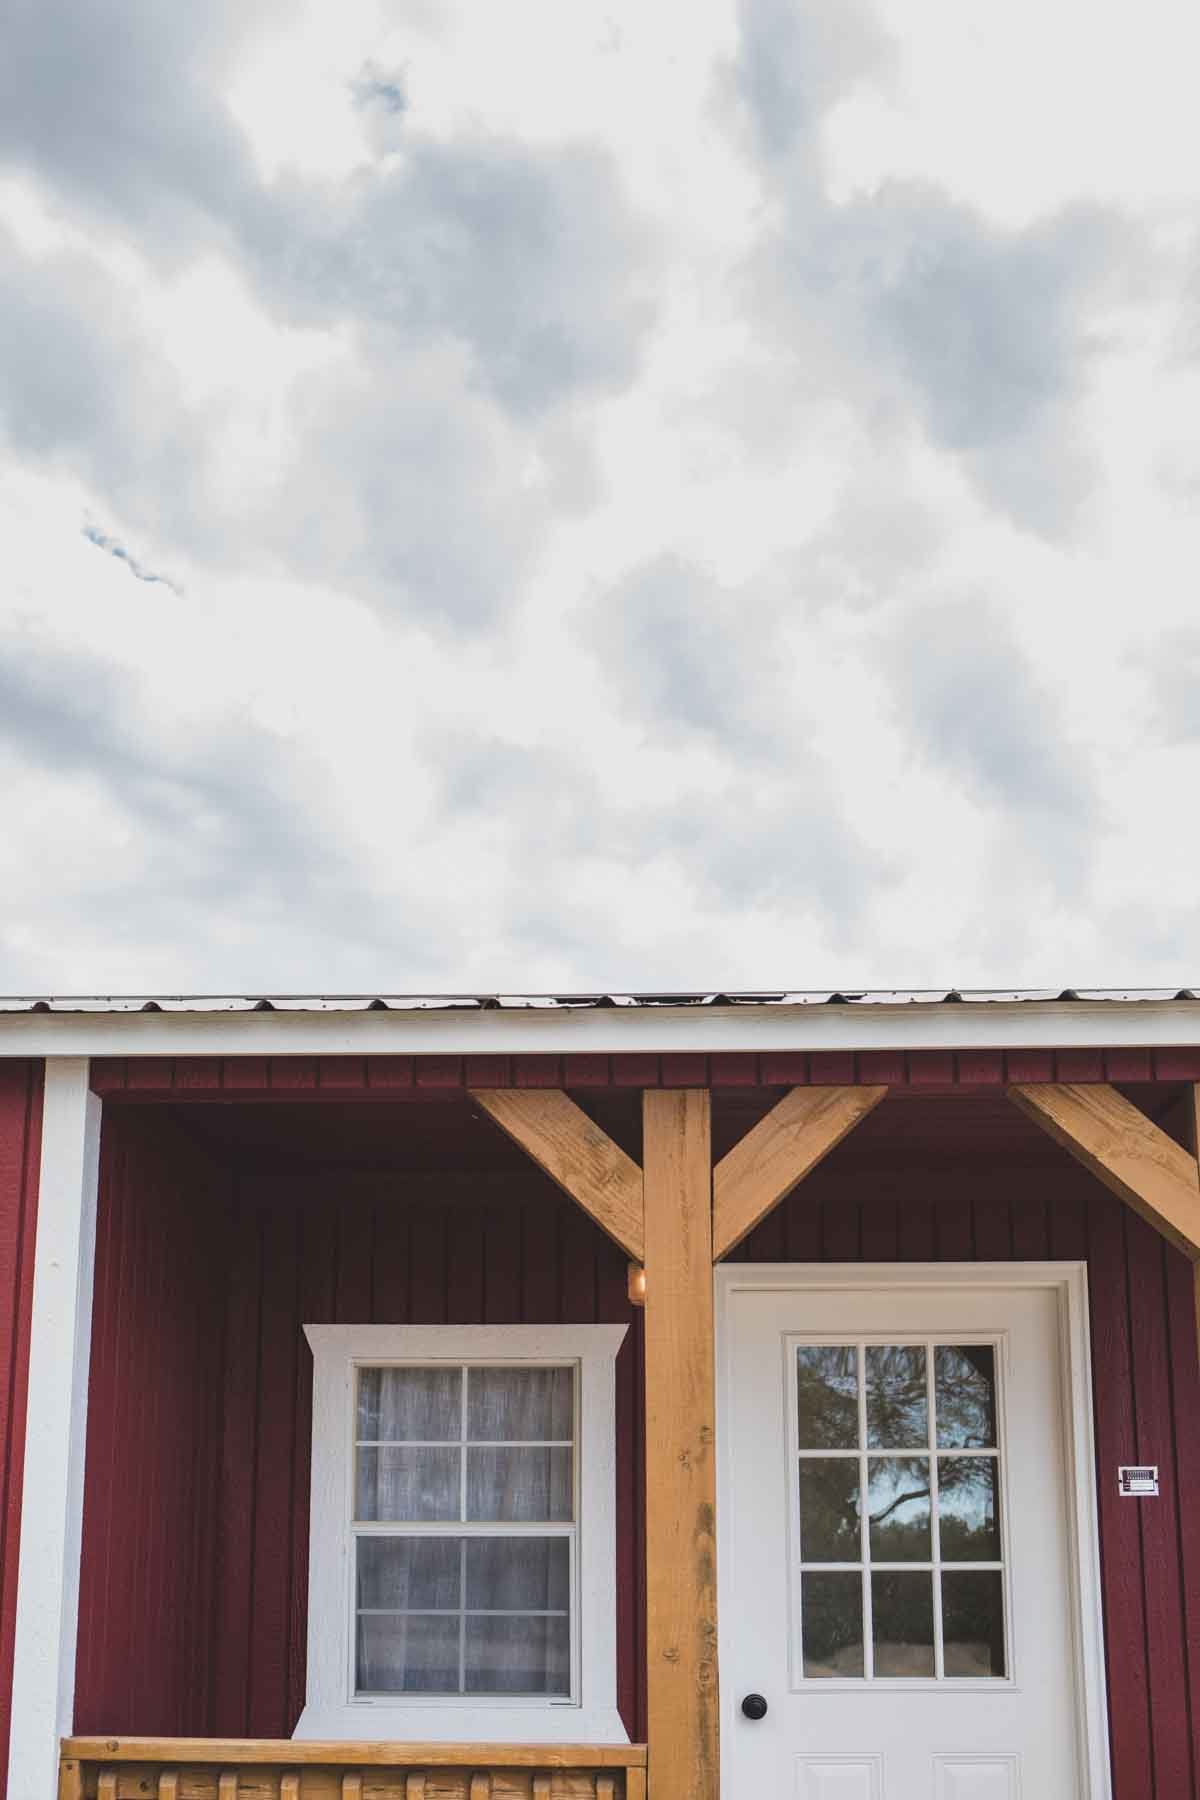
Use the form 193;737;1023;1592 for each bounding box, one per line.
2;0;1199;992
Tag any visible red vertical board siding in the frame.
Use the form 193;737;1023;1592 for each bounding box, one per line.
75;1107;232;1736
0;1061;43;1798
76;1148;643;1743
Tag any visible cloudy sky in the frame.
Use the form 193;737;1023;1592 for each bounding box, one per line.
2;0;1200;994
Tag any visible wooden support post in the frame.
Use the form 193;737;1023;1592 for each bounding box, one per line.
1187;1085;1200;1367
642;1090;718;1800
1009;1082;1200;1259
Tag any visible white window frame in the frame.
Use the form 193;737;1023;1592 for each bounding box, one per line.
295;1323;629;1744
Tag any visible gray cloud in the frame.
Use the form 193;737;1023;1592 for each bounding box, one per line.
1135;627;1200;743
584;554;798;750
0;623;437;978
724;0;894;161
721;0;1139;536
873;597;1098;893
0;0;272;255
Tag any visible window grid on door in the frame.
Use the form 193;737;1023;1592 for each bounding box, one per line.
792;1338;1007;1683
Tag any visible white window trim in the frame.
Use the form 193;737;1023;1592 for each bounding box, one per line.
295;1322;630;1744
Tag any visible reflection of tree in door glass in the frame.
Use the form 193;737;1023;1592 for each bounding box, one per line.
935;1346;996;1448
801;1571;864;1677
866;1346;928;1447
796;1346;858;1448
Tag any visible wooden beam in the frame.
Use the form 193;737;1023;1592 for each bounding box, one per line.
712;1084;887;1259
642;1090;718;1800
469;1089;644;1261
1009;1082;1200;1259
1187;1086;1200;1365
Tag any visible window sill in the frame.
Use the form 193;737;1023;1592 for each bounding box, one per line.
293;1703;631;1745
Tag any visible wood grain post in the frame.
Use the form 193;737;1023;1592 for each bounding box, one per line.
642;1090;718;1800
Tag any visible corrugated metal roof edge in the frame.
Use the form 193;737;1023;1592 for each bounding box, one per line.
1;988;1199;1015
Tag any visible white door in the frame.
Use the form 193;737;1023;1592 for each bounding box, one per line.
718;1267;1108;1800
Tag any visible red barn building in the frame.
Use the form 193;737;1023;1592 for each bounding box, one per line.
2;989;1200;1799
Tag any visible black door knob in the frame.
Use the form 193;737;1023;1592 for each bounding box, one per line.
741;1693;768;1720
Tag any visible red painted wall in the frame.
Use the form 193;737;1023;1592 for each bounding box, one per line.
74;1108;233;1735
74;1146;644;1741
0;1060;43;1799
75;1100;1200;1797
732;1162;1200;1800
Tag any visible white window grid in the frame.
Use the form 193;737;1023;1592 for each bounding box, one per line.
351;1359;579;1702
789;1335;1012;1686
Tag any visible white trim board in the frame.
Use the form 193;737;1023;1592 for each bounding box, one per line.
297;1323;630;1745
714;1263;1111;1800
6;1058;101;1798
0;998;1199;1056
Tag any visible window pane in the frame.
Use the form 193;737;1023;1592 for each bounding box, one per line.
356;1446;461;1521
871;1570;934;1677
464;1615;570;1695
936;1346;997;1449
357;1536;461;1610
866;1346;928;1448
943;1571;1006;1676
467;1447;573;1521
465;1536;570;1611
356;1613;460;1693
357;1367;461;1442
867;1456;931;1562
796;1346;859;1449
801;1571;864;1678
938;1457;1000;1560
467;1367;573;1442
798;1459;861;1563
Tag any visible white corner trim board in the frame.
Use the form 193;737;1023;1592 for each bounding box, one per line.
296;1322;630;1744
7;1058;101;1798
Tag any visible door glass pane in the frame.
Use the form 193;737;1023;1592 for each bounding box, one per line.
942;1571;1006;1676
801;1571;864;1677
357;1536;461;1609
868;1456;931;1561
467;1367;573;1441
866;1346;928;1447
796;1346;859;1449
356;1446;461;1521
464;1615;570;1695
939;1457;1001;1560
465;1536;570;1611
357;1367;462;1441
871;1570;935;1677
936;1346;997;1449
466;1446;573;1520
356;1613;460;1693
798;1459;861;1562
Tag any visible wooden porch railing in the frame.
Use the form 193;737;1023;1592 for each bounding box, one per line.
59;1739;648;1800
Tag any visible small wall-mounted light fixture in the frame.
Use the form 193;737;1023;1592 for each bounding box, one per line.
627;1262;646;1307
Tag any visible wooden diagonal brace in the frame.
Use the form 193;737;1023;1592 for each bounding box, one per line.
712;1085;887;1260
469;1088;645;1261
1009;1081;1200;1260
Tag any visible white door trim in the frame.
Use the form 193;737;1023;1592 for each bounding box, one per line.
714;1262;1112;1800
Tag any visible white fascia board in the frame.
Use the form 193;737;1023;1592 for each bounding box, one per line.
0;1000;1199;1059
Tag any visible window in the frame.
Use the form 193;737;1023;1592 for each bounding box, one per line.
297;1324;628;1742
791;1338;1009;1685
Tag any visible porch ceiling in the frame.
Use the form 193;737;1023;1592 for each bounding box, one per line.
149;1084;1191;1179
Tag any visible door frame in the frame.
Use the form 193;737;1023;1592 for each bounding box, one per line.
714;1262;1112;1800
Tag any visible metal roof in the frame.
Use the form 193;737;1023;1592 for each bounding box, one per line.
1;988;1198;1015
